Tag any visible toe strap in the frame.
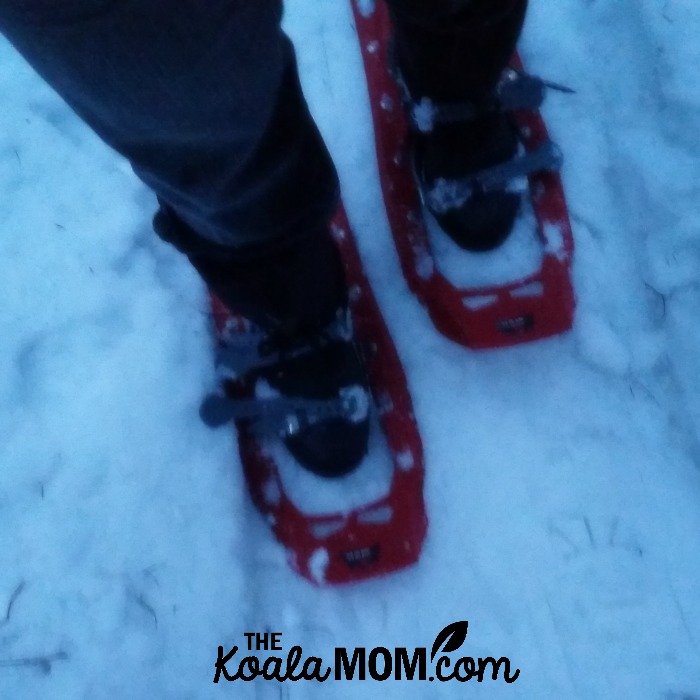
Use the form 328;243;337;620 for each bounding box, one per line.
423;139;563;214
199;385;370;436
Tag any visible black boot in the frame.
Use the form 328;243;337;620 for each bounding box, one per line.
156;208;371;478
387;0;528;251
242;308;370;477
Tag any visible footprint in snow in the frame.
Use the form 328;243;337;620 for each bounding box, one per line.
547;514;648;612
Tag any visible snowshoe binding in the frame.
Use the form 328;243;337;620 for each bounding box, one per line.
353;0;576;349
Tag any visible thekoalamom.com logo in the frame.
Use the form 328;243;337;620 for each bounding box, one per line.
213;621;520;684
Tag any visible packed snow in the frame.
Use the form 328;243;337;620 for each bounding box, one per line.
1;0;700;698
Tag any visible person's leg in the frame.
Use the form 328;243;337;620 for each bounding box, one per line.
0;0;368;475
383;0;529;251
0;0;344;328
384;0;527;101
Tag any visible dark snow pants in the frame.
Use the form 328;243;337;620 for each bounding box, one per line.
0;0;526;326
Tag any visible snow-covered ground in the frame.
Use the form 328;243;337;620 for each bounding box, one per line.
2;0;700;698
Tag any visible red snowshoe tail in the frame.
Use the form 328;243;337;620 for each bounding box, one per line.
209;207;427;586
352;0;575;350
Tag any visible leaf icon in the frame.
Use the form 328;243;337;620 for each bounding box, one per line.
431;621;469;662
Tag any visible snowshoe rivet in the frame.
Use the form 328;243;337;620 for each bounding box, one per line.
380;94;394;112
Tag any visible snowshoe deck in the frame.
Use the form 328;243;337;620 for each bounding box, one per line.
352;0;575;349
208;206;427;586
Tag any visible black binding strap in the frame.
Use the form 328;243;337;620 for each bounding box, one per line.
423;139;564;214
199;386;368;436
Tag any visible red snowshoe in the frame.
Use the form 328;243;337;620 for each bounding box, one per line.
203;206;427;586
352;0;575;349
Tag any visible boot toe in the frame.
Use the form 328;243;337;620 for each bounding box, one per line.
285;417;370;478
436;189;520;251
